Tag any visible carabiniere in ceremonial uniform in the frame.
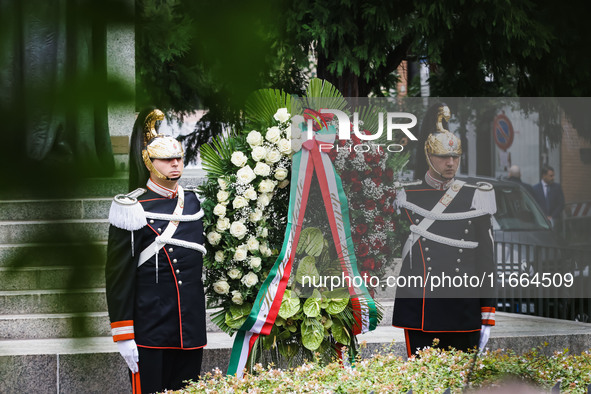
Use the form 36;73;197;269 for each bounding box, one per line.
105;108;206;393
392;104;497;357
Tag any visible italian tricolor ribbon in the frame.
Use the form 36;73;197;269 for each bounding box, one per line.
227;125;378;376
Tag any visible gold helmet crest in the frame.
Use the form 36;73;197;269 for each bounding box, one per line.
140;109;184;180
424;105;462;157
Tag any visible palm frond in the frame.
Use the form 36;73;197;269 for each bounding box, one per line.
302;78;348;114
200;133;236;177
200;143;225;177
244;88;293;131
353;104;392;143
210;308;235;335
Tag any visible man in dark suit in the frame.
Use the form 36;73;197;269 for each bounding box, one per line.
532;165;565;229
506;165;534;196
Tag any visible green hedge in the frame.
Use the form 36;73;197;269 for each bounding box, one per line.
185;344;591;393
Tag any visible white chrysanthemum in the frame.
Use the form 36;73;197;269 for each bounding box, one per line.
212;280;230;294
236;165;256;184
229;221;247;239
230;151;248;167
253;162;271;177
246;130;263;146
241;271;259;287
274;108;290;123
291;126;302;140
291;139;303;153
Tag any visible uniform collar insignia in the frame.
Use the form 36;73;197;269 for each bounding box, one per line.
425;171;454;191
147;178;178;199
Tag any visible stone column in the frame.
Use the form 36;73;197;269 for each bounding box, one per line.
107;0;135;173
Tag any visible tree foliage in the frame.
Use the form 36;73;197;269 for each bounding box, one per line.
136;0;591;148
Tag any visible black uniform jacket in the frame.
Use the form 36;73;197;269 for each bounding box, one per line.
392;181;496;332
106;188;207;349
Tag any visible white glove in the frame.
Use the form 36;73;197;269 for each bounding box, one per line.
478;324;491;352
117;339;139;373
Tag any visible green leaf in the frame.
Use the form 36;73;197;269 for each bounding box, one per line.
277;340;299;359
210;307;235;335
326;297;349;315
301;317;324;351
278;289;301;319
295;227;325;257
200;133;237;178
244;88;294;131
302;78;348;116
296;255;319;285
331;318;351;345
321;315;333;329
224;303;252;329
303;289;322;317
285;319;298;333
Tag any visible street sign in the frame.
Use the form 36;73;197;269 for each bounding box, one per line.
493;113;514;151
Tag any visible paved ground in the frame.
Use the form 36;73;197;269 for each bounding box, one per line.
2;312;590;356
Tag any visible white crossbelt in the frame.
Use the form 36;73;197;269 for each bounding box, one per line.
144;210;204;222
398;200;486;221
402;180;478;263
137;186;206;271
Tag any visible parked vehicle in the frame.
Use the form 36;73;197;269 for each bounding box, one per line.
457;176;590;320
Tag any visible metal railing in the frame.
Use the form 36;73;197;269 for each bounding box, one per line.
494;241;591;322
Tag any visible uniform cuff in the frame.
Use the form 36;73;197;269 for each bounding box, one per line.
111;320;135;342
481;307;495;326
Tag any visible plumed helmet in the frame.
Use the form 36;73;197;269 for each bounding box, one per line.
140;109;184;180
424;104;462;157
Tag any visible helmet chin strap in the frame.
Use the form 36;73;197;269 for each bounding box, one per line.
426;153;453;181
142;150;183;182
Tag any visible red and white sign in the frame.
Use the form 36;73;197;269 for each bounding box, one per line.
566;202;591;217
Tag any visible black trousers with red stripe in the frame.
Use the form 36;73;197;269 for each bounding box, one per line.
404;329;479;357
131;347;203;394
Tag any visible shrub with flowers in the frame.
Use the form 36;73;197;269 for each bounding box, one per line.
185;346;591;393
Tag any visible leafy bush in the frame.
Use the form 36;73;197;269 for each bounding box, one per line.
183;344;591;393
